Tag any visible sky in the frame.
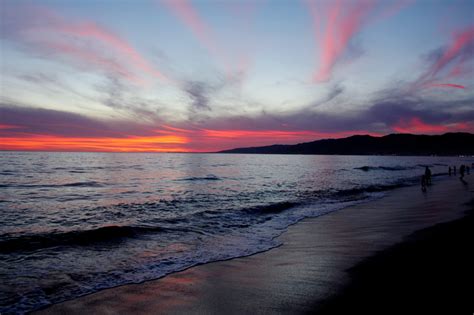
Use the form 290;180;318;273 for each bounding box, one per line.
1;0;474;152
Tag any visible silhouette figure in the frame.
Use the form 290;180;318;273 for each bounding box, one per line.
467;166;470;175
460;164;465;179
421;175;427;192
454;166;457;175
448;166;452;176
424;166;432;185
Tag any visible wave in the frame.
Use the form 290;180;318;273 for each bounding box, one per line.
0;225;163;254
0;181;104;189
355;165;418;171
177;175;222;181
0;171;16;176
333;181;413;198
416;163;447;168
62;181;103;187
242;201;300;215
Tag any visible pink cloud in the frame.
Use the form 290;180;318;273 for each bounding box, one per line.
162;0;226;67
427;83;466;89
2;5;166;85
428;26;474;79
161;0;255;80
225;0;263;19
309;0;375;82
305;0;323;45
306;0;413;83
414;25;474;91
57;21;166;80
372;0;415;22
393;117;447;133
39;41;144;85
392;117;471;134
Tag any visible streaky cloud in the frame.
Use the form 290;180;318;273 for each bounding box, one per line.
1;4;167;85
392;117;469;134
2;97;474;152
182;94;474;137
0;104;155;138
372;0;415;22
162;0;228;70
427;83;466;89
415;25;474;89
305;0;413;83
183;81;213;111
161;0;255;81
308;0;375;82
428;26;474;79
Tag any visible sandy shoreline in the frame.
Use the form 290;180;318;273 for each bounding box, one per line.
36;176;473;314
315;199;474;314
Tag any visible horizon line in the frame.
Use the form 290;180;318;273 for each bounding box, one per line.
1;132;472;154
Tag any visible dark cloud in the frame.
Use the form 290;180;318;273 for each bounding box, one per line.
183;81;212;111
180;76;236;116
97;76;162;118
180;94;474;134
366;100;450;125
311;83;345;108
0;104;160;138
101;76;127;110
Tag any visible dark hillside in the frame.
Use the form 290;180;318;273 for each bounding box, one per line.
219;133;474;156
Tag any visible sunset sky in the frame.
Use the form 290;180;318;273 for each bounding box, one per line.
1;0;474;152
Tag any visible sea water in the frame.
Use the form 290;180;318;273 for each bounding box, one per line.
0;152;471;313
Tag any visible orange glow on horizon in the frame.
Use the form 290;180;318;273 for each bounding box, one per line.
1;128;385;152
0;134;190;152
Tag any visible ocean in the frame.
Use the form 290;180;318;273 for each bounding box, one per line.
0;152;470;313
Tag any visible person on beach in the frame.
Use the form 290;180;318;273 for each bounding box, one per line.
424;166;432;185
459;165;465;179
421;175;427;192
448;166;452;176
454;166;457;175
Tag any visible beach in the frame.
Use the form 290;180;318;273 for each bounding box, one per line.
36;175;473;314
3;0;474;313
316;198;474;314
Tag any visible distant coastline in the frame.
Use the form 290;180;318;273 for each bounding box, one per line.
218;132;474;156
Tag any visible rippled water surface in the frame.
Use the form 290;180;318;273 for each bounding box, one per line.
0;152;470;313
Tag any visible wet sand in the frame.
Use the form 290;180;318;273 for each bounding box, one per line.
37;176;473;314
315;199;474;314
